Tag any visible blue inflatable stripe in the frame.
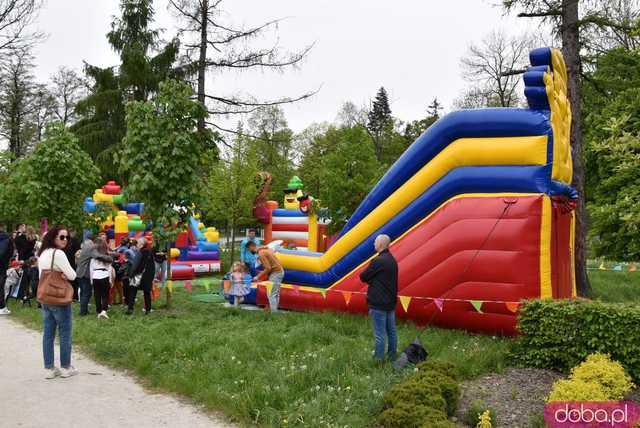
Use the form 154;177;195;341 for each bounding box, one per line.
272;209;307;217
284;164;569;287
337;108;551;240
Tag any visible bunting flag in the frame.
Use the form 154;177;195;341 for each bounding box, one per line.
166;280;173;294
399;296;412;313
203;282;210;292
505;302;520;313
433;298;444;312
319;288;327;299
342;291;352;306
223;280;231;293
470;300;483;313
264;282;273;297
292;285;300;294
598;262;607;270
630;264;638;272
613;265;623;271
184;280;192;292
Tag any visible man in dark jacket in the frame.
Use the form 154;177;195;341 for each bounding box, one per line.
0;223;16;315
359;234;398;362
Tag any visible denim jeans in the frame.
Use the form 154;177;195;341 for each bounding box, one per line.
42;304;72;369
78;277;92;315
0;269;6;309
155;260;167;286
369;308;398;361
267;271;284;313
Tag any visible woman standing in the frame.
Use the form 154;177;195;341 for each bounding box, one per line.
128;237;155;315
15;225;37;261
37;225;78;379
90;239;114;319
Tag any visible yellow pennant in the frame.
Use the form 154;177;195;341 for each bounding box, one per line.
598;262;606;271
399;296;412;313
319;288;327;299
264;282;273;297
166;280;173;293
342;291;352;306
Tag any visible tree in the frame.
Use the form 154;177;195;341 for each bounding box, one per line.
205;123;259;262
294;122;332;198
168;0;314;147
30;83;56;143
321;126;380;232
0;0;43;53
50;67;86;126
367;87;393;162
0;124;99;228
336;101;368;128
404;98;442;144
460;30;533;108
0;48;36;158
73;0;181;177
119;79;209;245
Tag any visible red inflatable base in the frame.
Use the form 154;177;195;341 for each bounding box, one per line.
257;195;575;335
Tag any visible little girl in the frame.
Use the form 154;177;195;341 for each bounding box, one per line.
228;262;251;307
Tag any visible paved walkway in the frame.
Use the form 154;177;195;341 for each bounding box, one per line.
0;317;232;428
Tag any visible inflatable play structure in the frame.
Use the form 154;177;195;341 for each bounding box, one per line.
254;175;329;252
254;47;578;335
84;181;221;279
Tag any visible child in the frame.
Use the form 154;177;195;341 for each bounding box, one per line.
4;261;22;301
227;262;251;307
90;239;115;319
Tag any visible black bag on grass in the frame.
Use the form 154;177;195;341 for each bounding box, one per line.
394;337;428;369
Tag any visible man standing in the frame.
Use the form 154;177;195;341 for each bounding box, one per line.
75;236;97;316
360;234;398;362
247;241;284;313
0;223;15;315
240;228;261;276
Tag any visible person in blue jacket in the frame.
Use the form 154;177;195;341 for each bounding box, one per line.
240;228;261;276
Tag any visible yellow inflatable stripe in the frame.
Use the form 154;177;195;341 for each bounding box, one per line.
277;136;548;272
539;196;553;299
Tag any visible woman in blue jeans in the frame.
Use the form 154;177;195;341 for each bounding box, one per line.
37;225;78;379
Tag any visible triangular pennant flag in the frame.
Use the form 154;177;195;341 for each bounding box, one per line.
203;282;210;292
599;262;607;271
342;291;352;306
319;288;327;299
166;280;173;294
292;285;300;294
399;296;412;313
505;302;520;313
184;281;192;292
630;264;637;272
265;282;273;297
433;298;444;312
223;280;231;293
613;264;623;271
470;300;483;313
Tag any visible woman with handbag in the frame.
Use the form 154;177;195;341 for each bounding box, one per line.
127;237;155;315
36;225;78;379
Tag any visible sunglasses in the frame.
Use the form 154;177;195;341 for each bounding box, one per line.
57;235;69;241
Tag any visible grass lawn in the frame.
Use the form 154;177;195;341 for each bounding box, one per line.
7;270;637;427
9;278;509;428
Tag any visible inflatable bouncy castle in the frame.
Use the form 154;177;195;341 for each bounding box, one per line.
255;48;578;335
169;216;221;279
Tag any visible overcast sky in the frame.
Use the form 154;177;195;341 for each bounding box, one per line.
31;0;538;133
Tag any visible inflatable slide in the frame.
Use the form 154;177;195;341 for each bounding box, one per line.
256;47;578;334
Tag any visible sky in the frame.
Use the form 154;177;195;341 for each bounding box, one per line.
30;0;540;133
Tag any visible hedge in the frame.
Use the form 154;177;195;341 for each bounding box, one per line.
510;299;640;382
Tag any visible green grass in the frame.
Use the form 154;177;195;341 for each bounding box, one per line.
8;281;509;428
590;271;640;303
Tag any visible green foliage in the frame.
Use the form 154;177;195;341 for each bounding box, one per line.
510;299;640;383
464;400;497;428
0;123;99;229
568;353;635;399
379;359;461;428
120;80;208;245
319;125;380;232
84;203;116;237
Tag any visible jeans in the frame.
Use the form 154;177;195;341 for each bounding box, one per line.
93;278;110;313
267;271;284;312
369;308;398;361
78;277;92;315
0;269;6;309
42;304;72;369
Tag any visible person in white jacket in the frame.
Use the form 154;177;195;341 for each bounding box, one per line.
90;239;115;319
37;225;78;380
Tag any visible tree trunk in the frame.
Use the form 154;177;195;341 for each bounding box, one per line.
197;0;208;140
562;0;591;297
230;216;236;270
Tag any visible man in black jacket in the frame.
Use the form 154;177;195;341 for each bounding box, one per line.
0;223;16;315
359;234;398;362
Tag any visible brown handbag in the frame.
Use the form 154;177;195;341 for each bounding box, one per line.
37;249;73;305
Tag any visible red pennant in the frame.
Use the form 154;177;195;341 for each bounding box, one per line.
505;302;519;313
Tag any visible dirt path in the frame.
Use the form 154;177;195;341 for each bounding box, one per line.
0;317;233;428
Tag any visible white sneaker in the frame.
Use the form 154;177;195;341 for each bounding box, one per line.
60;366;78;378
44;367;61;379
98;311;109;319
0;307;11;315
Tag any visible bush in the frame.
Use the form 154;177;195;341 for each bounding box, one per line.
464;400;497;427
378;359;461;427
547;353;635;402
510;299;640;382
570;353;634;399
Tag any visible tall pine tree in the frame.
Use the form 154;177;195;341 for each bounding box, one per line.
366;87;393;162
